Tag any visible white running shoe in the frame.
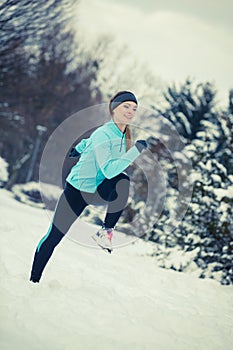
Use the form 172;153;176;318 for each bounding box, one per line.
92;228;113;253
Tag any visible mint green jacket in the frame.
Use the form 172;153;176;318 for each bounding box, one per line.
66;119;140;193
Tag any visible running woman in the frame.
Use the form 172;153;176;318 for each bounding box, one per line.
30;91;147;283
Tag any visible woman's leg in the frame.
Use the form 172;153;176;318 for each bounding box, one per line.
30;182;88;282
97;173;130;228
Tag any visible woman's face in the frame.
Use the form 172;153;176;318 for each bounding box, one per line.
112;101;137;129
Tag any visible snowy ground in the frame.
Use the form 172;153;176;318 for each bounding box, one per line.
1;189;233;350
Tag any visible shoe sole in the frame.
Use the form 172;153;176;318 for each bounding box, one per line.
91;235;113;254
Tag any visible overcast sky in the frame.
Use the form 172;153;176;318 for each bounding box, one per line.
75;0;233;105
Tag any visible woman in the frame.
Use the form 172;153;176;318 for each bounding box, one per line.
30;91;147;283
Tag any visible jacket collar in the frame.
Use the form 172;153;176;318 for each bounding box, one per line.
108;118;126;137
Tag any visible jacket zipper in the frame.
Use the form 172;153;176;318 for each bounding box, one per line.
119;127;127;152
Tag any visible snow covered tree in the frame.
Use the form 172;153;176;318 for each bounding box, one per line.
0;156;9;186
152;79;217;142
174;116;233;285
214;94;233;175
228;89;233;115
136;82;233;285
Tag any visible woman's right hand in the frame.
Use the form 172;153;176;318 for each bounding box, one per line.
69;147;81;158
135;140;147;153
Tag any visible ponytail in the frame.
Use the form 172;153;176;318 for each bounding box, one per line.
125;125;132;151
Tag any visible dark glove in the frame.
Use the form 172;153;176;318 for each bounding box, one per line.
69;147;81;158
135;140;147;153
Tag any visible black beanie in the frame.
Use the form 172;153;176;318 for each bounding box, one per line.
110;91;138;113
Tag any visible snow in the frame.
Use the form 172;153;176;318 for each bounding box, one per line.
205;160;212;172
201;121;220;138
189;171;202;183
189;202;200;214
173;151;190;163
216;202;231;222
211;174;222;183
11;182;62;209
0;157;9;184
195;133;206;142
160;247;200;272
176;112;191;136
215;162;228;176
1;188;233;350
11;181;45;208
214;186;233;201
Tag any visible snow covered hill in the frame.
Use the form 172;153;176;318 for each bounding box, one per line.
0;189;233;350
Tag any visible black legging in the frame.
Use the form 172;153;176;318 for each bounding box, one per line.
30;173;130;282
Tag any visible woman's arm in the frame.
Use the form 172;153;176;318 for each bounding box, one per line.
92;132;140;179
75;138;88;153
69;138;88;158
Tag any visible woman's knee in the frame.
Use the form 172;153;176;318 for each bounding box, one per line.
114;173;130;197
97;173;130;201
109;173;130;194
115;172;130;183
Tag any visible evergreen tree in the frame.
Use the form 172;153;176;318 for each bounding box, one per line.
152;79;217;141
136;81;233;285
174;116;233;285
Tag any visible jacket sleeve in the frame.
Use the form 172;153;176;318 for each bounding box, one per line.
75;138;88;153
92;131;140;179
